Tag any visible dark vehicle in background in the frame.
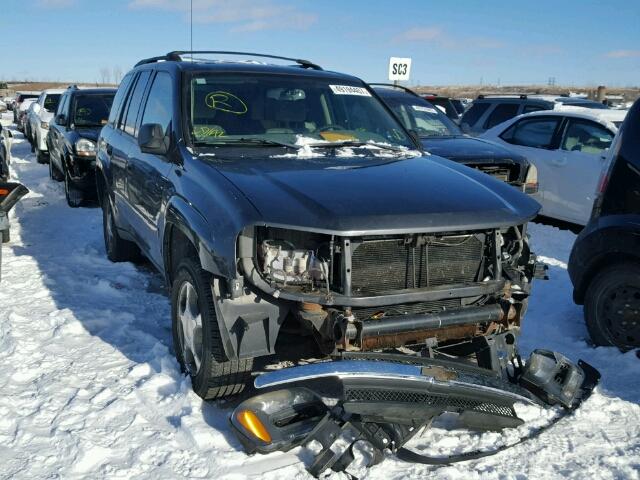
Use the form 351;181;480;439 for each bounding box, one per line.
569;98;640;350
97;51;542;400
460;94;610;136
47;86;116;207
12;92;40;123
422;93;461;122
373;84;538;193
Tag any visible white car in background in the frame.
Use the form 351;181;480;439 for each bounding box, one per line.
17;98;37;133
481;108;627;225
27;89;64;163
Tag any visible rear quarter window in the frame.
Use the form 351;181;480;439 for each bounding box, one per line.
460;102;490;127
484;103;520;129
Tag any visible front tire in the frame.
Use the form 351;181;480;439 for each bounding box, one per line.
172;257;253;399
64;168;84;208
37;149;48;164
49;157;63;181
584;264;640;350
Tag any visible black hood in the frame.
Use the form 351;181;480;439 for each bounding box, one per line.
208;152;540;235
72;128;101;142
421;136;527;167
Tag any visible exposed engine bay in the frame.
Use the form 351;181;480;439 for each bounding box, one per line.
239;224;547;357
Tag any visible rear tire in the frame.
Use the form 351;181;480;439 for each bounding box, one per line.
584;264;640;350
102;192;140;262
171;257;253;399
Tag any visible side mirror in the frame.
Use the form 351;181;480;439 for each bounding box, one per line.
55;114;67;126
138;123;168;155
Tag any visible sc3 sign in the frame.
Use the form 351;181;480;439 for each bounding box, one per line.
388;57;412;81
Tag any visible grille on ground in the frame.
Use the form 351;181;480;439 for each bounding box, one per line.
344;388;517;418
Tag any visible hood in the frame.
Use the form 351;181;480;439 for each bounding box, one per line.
72;128;100;142
421;136;526;166
209;152;540;235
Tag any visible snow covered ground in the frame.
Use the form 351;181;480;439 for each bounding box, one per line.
0;112;638;479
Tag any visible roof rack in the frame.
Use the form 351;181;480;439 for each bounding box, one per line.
134;51;323;70
368;83;421;98
477;94;529;99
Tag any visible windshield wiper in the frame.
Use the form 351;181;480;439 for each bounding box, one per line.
305;140;404;152
196;138;300;150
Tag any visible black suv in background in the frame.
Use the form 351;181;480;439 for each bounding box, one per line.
47;86;116;207
373;85;538;193
97;51;541;400
569;98;640;351
460;94;609;136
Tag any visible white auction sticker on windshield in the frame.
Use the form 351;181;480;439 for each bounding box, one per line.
329;85;371;96
412;105;438;113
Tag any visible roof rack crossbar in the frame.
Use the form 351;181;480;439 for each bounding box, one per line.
135;51;322;70
368;83;421;98
477;93;529;99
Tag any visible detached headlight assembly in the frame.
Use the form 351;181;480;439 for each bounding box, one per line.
75;138;96;157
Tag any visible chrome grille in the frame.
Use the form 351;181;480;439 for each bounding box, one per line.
350;235;484;295
473;165;517;183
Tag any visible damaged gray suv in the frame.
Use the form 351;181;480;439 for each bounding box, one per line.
97;51;543;399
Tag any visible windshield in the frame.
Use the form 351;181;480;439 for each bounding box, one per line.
43;94;61;113
381;95;462;137
72;94;114;127
187;74;414;150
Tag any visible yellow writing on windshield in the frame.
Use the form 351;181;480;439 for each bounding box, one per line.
205;91;248;115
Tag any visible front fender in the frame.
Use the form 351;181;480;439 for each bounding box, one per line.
163;195;235;281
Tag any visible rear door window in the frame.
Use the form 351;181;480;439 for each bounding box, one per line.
108;73;134;127
121;70;152;137
460;102;490;127
500;117;561;148
561;119;614;154
523;105;546;114
484;103;520;129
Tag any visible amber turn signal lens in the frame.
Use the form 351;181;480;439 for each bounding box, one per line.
236;410;272;443
0;189;9;196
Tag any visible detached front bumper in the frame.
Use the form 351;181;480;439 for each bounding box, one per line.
231;350;600;476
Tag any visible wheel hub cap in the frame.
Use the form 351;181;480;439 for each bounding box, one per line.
178;281;203;374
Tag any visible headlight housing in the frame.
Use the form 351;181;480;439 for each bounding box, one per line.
257;228;331;289
75;138;96;157
40;121;49;130
523;163;538;194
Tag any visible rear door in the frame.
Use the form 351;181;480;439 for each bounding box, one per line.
109;70;152;237
558;118;615;224
125;71;174;266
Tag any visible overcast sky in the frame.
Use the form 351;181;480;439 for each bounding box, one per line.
2;0;639;86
